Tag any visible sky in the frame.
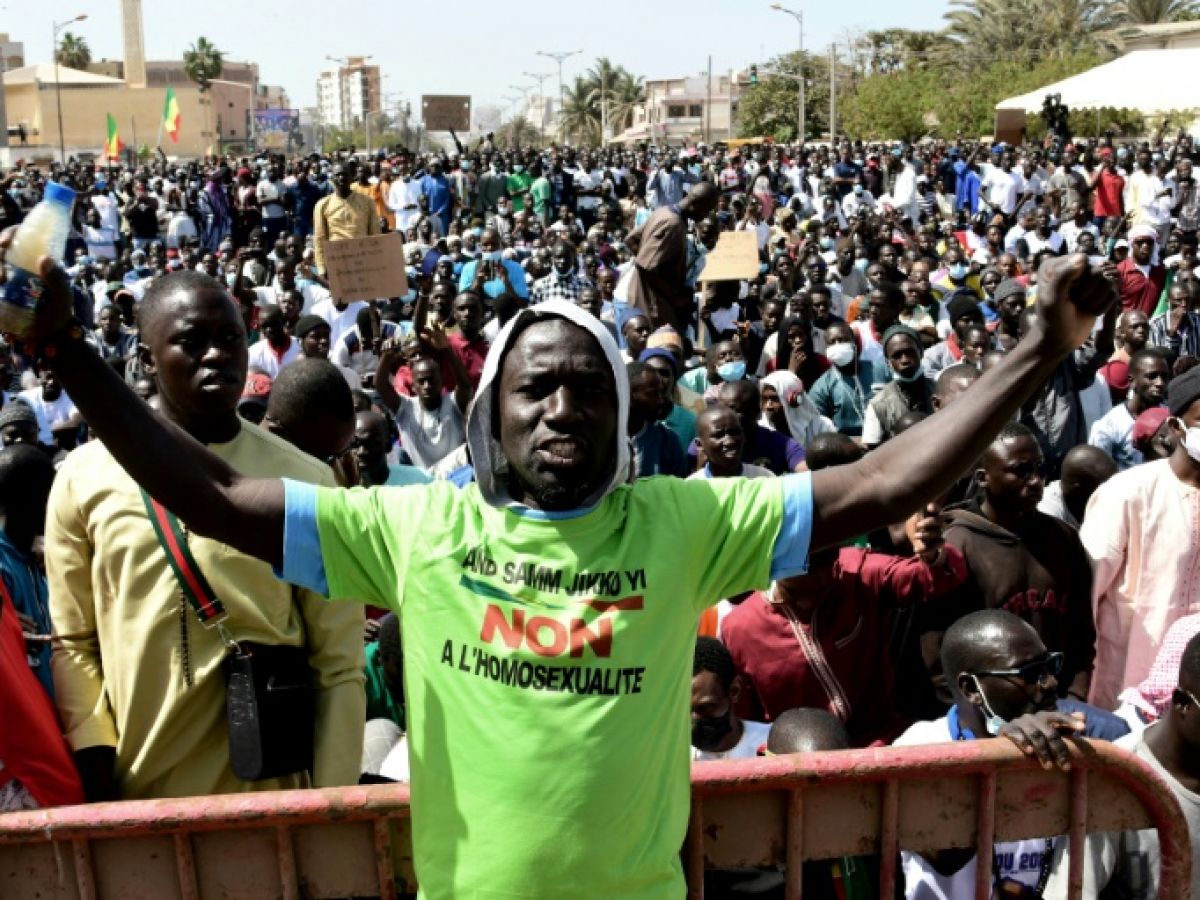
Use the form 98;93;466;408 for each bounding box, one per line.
13;0;951;115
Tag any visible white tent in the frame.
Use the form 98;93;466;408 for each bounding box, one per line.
996;48;1200;115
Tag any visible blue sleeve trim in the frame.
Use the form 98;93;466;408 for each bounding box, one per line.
274;478;329;596
770;472;814;580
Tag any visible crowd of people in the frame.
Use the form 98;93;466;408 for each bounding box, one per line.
1;127;1200;899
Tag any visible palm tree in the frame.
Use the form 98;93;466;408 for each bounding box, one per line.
55;32;91;70
1114;0;1200;22
606;71;646;133
559;77;601;145
183;37;224;91
945;0;1120;56
183;37;224;154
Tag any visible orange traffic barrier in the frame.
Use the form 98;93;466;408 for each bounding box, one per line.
0;739;1189;899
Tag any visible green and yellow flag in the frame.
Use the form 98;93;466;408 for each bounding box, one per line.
162;87;181;143
105;114;124;160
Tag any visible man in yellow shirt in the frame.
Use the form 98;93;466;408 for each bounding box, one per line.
47;270;365;800
312;161;380;275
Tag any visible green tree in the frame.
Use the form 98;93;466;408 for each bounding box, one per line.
606;70;646;133
859;28;941;73
737;51;832;141
55;32;91;70
183;37;224;154
1114;0;1200;22
945;0;1120;56
839;68;939;140
559;76;600;145
498;116;538;149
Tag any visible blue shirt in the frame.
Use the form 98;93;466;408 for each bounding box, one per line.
420;174;453;217
276;472;814;597
457;258;530;300
0;529;52;700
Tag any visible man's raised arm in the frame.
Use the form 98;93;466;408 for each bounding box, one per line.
18;253;285;568
810;253;1116;550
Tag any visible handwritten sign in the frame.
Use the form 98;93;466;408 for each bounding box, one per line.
324;232;408;302
422;95;472;132
697;230;760;282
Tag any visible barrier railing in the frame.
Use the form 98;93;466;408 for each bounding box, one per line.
0;739;1189;899
687;739;1192;900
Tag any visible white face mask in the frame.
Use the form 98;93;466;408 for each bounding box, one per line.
1177;418;1200;463
825;341;856;368
969;675;1007;736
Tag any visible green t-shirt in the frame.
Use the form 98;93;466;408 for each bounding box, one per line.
364;640;405;729
530;176;553;219
506;172;533;212
314;476;785;898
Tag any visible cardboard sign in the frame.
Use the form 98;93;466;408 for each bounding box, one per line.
324;232;408;302
697;230;760;282
422;95;472;132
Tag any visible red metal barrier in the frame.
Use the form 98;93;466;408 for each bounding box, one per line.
0;739;1190;899
688;738;1192;900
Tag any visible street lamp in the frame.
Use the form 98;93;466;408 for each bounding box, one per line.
523;71;554;141
536;50;581;136
769;3;805;143
52;13;87;165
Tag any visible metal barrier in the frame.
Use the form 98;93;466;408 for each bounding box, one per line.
687;739;1192;900
0;739;1189;899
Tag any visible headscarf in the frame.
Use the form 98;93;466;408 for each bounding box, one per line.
1117;612;1200;722
758;370;830;448
1128;223;1160;265
466;299;632;509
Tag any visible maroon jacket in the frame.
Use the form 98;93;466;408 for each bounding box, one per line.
1117;257;1166;316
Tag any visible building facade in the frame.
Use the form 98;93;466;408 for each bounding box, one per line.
315;57;380;129
617;71;746;145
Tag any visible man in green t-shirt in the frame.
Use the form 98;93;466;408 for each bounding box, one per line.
27;246;1115;898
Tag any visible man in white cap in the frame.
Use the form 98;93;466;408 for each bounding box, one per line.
1117;224;1167;317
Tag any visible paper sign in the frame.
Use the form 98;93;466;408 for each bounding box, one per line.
697;230;760;282
422;95;472;132
324;232;408;302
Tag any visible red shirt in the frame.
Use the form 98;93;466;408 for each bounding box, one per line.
1093;169;1125;218
1117;257;1167;316
392;332;489;397
720;546;966;748
0;580;85;808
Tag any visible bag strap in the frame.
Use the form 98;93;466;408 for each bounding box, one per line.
139;490;226;626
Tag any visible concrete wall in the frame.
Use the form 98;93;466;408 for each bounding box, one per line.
4;79;253;158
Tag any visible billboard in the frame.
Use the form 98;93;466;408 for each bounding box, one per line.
253;108;301;150
422;96;471;132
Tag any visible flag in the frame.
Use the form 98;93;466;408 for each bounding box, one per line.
162;87;181;143
105;114;124;160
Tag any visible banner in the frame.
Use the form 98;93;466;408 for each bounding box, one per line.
421;96;471;132
253;108;301;150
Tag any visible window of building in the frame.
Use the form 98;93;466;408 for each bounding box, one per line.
667;104;686;118
688;104;703;118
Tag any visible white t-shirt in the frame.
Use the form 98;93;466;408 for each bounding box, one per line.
311;298;368;349
691;719;771;761
380;734;411;783
395;394;465;470
18;387;77;444
246;338;301;379
687;463;774;481
894;716;1055;899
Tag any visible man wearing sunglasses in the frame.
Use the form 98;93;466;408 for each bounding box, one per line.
896;609;1128;900
936;422;1097;705
1042;632;1200;899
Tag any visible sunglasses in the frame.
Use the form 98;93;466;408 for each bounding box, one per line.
974;651;1064;688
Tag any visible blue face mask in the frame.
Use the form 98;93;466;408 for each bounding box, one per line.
759;262;770;275
970;675;1007;736
949;263;969;281
892;367;924;384
854;258;869;272
820;237;835;250
482;250;502;263
513;164;525;173
717;360;746;382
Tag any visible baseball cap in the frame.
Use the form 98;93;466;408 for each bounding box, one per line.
239;371;273;408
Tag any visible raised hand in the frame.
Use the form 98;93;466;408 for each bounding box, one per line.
1032;253;1117;355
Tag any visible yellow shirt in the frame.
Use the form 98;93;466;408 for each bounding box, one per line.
47;422;365;800
313;191;381;273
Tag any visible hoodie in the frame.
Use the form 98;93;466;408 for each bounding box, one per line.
934;501;1096;695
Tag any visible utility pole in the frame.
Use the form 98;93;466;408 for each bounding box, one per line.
829;44;837;142
52;14;88;164
705;56;712;146
536;50;581;139
770;3;805;142
523;71;554;142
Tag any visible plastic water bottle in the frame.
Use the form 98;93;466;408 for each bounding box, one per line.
1;182;76;337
